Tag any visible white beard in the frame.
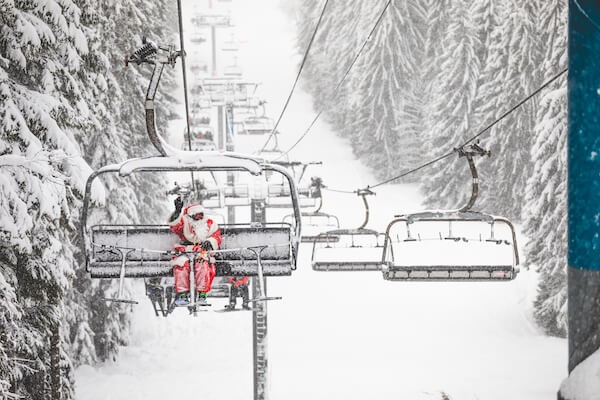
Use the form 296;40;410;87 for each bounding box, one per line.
187;218;210;243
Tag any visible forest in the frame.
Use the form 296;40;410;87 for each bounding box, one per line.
292;0;567;334
0;0;567;398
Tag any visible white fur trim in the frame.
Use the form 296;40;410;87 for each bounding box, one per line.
186;204;205;216
171;255;189;266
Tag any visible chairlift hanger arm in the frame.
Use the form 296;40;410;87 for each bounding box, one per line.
356;187;375;230
454;143;491;213
126;40;181;156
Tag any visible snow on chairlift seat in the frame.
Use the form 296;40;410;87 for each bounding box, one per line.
381;210;519;281
89;223;295;278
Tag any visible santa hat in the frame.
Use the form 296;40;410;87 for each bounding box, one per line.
186;204;205;216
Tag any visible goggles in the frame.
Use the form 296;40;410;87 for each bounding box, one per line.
190;212;204;220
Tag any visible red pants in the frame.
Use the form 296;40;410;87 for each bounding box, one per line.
172;255;216;294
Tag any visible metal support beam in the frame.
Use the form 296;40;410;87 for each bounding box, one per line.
218;105;225;151
561;1;600;398
227;105;235;223
211;25;217;76
251;199;268;400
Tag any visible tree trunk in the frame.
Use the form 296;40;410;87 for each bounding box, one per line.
50;323;61;400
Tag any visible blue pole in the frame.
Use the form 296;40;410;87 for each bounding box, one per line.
566;0;600;384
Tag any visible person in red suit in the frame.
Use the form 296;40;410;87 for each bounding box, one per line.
168;197;222;306
226;276;250;310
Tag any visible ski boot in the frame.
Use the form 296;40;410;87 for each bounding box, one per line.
174;292;190;306
197;291;208;306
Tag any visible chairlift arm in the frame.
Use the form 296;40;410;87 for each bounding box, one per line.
356;188;375;230
127;40;181;156
455;144;491;212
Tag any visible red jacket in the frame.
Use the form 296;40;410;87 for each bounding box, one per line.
169;204;222;249
228;276;249;287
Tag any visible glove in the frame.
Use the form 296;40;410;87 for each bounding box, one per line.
174;196;183;212
202;240;213;251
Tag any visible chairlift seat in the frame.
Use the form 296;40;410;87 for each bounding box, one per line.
381;213;519;281
311;229;385;272
89;224;295;278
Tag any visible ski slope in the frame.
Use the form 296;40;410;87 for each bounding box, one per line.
75;1;567;399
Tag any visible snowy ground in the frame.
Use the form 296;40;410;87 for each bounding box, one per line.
75;1;567;399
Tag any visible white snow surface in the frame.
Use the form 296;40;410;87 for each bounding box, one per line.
560;348;600;400
75;1;567;399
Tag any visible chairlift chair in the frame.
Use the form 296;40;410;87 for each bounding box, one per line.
192;12;232;27
190;63;208;74
283;189;341;243
87;41;302;307
381;143;519;281
181;138;217;152
266;162;325;210
221;34;239;52
223;63;243;78
81;155;302;302
239;116;275;135
190;32;207;44
311;188;385;271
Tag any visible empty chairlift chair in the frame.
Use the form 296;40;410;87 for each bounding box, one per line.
265;162;326;209
311;188;385;272
283;176;341;242
381;143;519;281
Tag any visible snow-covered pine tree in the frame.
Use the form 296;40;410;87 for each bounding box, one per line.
469;0;510;211
1;0;178;396
68;0;177;363
0;0;96;397
476;0;542;220
523;0;567;337
302;0;376;127
349;1;425;180
421;0;483;209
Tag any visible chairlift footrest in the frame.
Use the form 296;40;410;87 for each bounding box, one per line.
247;296;282;303
104;298;139;305
383;265;517;281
